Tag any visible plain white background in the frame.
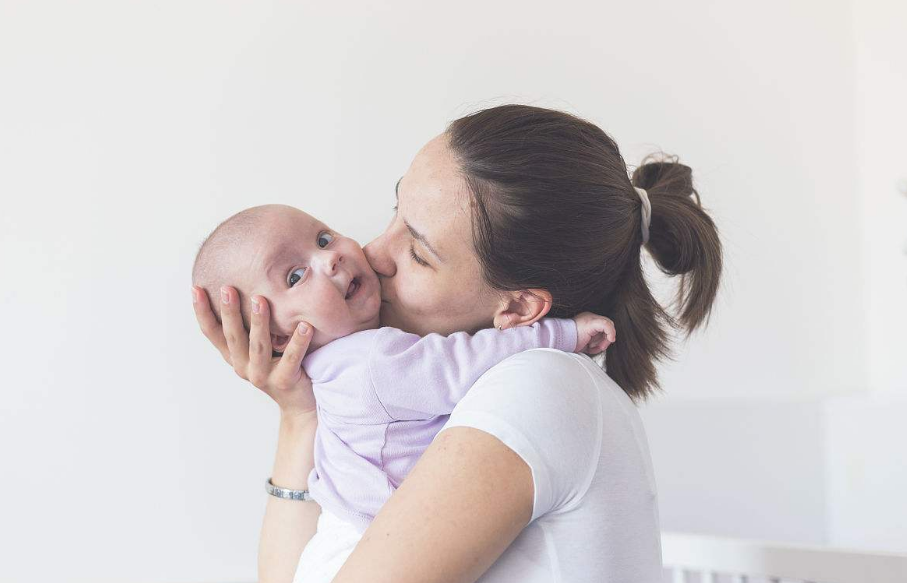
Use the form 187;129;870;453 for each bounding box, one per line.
1;0;904;581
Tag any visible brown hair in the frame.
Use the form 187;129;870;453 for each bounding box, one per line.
447;105;722;401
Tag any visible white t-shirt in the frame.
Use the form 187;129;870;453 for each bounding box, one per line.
439;348;662;583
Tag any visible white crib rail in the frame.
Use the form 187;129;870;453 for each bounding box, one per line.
662;532;907;583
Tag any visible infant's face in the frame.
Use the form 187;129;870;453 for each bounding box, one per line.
240;206;381;353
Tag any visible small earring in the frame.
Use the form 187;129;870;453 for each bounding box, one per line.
497;324;502;330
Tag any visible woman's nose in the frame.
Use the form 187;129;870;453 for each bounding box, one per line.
364;233;396;278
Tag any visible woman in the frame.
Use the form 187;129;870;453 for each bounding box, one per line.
192;104;722;582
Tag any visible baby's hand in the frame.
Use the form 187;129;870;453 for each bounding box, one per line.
573;311;617;355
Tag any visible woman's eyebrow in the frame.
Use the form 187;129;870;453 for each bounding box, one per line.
405;219;443;263
395;178;444;263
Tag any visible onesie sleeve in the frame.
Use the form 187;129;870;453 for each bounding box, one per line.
368;319;577;421
438;349;603;522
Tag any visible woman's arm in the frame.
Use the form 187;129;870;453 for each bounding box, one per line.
260;411;321;583
332;426;534;583
335;349;608;583
192;286;320;583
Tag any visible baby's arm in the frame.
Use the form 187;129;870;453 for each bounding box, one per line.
369;315;613;422
368;318;575;421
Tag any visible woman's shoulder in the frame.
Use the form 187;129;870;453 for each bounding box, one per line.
462;348;617;409
444;349;612;520
451;348;618;440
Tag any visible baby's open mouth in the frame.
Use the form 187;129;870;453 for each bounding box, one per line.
345;277;361;300
270;333;290;354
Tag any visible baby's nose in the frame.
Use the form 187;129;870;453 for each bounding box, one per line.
319;249;343;275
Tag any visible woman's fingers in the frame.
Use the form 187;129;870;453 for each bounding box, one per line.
192;286;232;364
247;295;274;388
273;321;313;391
219;286;251;379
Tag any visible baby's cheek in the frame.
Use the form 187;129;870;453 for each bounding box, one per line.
312;296;355;331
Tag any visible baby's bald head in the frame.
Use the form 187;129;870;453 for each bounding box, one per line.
191;205;276;330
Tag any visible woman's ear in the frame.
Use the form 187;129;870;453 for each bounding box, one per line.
492;289;553;330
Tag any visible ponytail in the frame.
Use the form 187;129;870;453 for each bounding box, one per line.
605;155;722;400
633;155;722;333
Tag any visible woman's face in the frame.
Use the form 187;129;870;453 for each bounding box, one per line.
363;134;502;336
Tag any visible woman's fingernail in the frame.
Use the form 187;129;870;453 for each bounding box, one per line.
220;287;229;304
251;296;260;314
297;322;309;335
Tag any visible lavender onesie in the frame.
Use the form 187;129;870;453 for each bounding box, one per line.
301;318;578;531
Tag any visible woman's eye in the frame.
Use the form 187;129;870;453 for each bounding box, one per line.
317;232;334;248
409;243;429;267
288;267;307;287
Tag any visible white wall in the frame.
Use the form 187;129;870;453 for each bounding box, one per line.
820;0;907;554
856;0;907;395
640;401;828;545
825;396;907;552
0;0;887;581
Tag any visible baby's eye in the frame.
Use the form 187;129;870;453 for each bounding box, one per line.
317;231;335;248
288;267;307;287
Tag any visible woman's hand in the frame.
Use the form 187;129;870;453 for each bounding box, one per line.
192;285;316;416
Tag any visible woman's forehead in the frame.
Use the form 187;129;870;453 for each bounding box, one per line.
401;135;474;254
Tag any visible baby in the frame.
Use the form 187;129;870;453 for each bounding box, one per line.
192;204;616;581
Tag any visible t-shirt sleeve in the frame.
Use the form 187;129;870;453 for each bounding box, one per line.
368;319;577;421
438;349;603;522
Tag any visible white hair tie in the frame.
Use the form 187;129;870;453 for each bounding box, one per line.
634;187;652;245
